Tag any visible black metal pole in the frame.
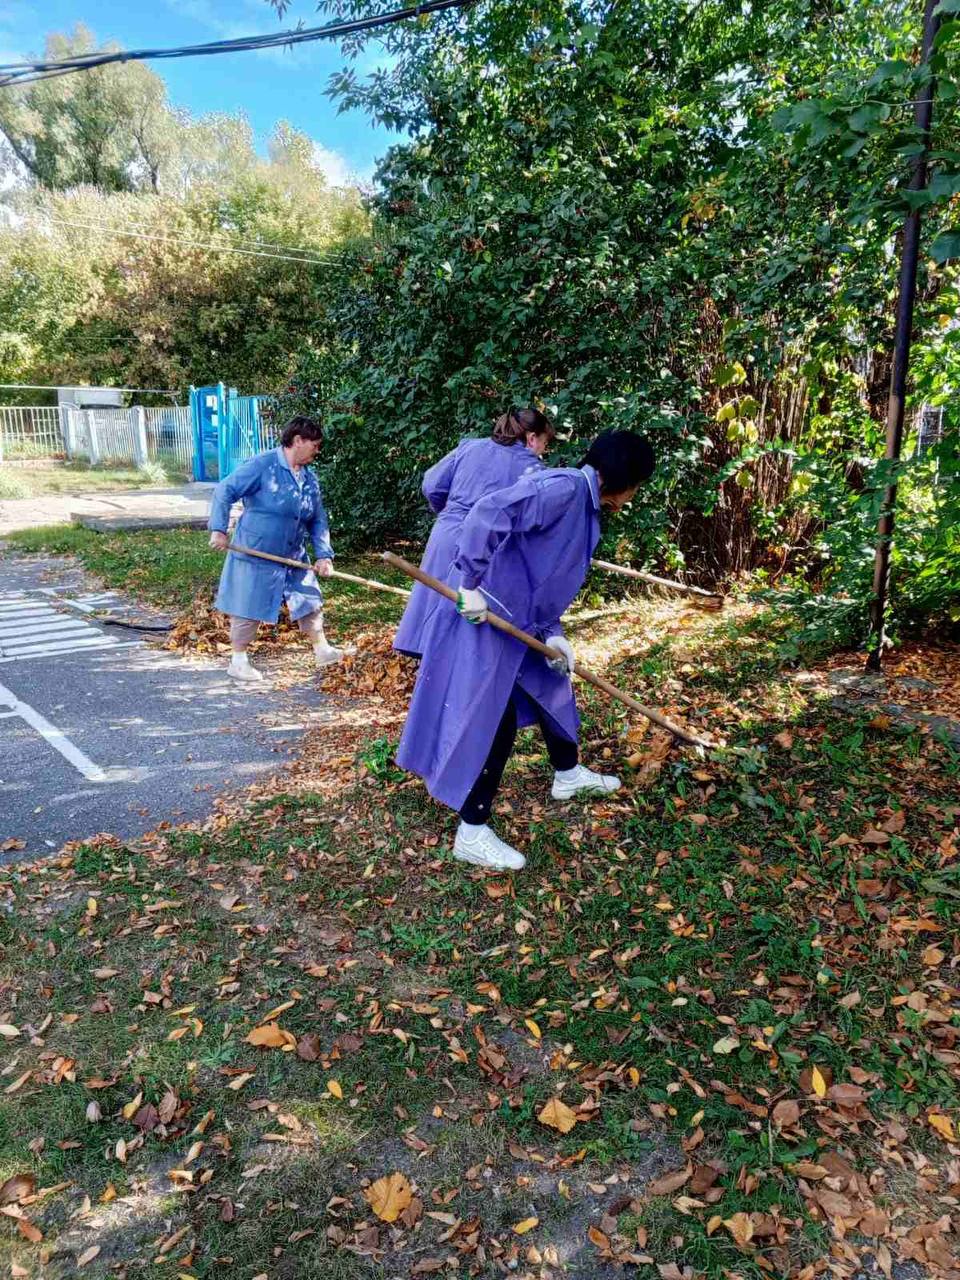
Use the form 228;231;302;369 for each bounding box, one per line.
866;0;941;670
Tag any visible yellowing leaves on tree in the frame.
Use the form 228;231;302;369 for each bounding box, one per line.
364;1172;413;1223
537;1097;577;1134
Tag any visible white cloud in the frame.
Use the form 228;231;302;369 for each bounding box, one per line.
311;143;375;188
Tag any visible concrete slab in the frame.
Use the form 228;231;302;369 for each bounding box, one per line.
0;483;215;537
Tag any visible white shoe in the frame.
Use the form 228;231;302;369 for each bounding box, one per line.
453;824;526;871
551;763;621;800
314;642;355;668
227;654;264;683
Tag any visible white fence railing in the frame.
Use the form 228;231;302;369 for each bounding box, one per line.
0;405;193;475
0;406;65;459
145;406;193;474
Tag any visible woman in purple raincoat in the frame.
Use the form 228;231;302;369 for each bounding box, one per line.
396;431;655;871
393;407;554;658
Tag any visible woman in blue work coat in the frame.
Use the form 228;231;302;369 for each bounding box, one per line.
208;416;347;682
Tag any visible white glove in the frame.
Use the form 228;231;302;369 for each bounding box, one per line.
545;634;574;676
456;585;488;624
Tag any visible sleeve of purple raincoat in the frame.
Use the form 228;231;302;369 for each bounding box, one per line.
455;472;579;590
421;445;462;514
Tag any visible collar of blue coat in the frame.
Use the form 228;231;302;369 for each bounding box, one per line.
581;464;601;511
275;445;293;473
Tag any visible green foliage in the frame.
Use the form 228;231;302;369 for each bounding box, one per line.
275;0;960;636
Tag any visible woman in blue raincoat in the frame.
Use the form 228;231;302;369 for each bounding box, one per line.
208;416;346;683
396;431;655;871
393;407;554;658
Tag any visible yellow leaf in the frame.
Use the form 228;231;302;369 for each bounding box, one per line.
723;1211;754;1246
245;1023;291;1049
513;1217;539;1235
537;1097;577;1134
524;1019;542;1040
262;1000;296;1022
87;898;98;917
712;1035;740;1055
100;1183;117;1203
363;1172;412;1223
122;1092;143;1121
928;1112;956;1142
811;1066;828;1098
327;1080;343;1099
184;1141;204;1165
227;1072;254;1091
627;1067;640;1086
167;1026;189;1042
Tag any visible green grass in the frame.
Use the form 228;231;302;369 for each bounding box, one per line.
1;600;957;1277
4;523;410;629
0;461;183;500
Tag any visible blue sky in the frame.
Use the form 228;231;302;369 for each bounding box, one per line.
0;0;404;182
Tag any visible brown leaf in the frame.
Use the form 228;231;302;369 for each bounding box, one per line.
364;1172;413;1223
0;1174;35;1205
77;1245;101;1268
772;1099;800;1129
17;1217;42;1244
648;1166;691;1197
588;1225;611;1249
296;1033;321;1061
245;1023;295;1049
537;1097;577;1134
722;1211;754;1246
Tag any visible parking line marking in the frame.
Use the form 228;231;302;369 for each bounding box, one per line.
0;679;108;781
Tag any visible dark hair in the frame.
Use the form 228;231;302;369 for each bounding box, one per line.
580;431;654;493
280;415;323;447
491;405;555;447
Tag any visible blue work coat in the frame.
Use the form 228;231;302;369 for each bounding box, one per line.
393;437;543;657
208;447;334;624
396;465;602;812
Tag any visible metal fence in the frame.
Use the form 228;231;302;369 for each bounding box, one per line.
0;406;65;459
145;406;193;475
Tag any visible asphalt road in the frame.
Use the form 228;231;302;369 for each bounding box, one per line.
0;556;328;862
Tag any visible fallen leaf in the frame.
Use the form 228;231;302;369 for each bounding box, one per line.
0;1024;21;1039
648;1166;691;1197
928;1112;956;1142
77;1245;101;1268
327;1080;343;1099
524;1019;542;1040
245;1023;294;1049
773;730;794;750
17;1218;42;1244
0;1173;35;1205
712;1035;740;1055
513;1217;539;1235
772;1099;800;1128
723;1211;754;1246
227;1073;254;1091
364;1172;412;1223
537;1097;577;1134
811;1066;828;1098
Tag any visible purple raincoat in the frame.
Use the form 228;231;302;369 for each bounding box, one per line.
393;437;543;657
396;465;602;812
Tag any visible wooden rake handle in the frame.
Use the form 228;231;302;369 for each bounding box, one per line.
592;558;724;607
224;542;412;599
381;551;712;749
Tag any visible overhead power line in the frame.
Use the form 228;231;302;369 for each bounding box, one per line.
0;0;474;88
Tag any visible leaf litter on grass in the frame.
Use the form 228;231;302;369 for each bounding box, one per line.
1;597;959;1278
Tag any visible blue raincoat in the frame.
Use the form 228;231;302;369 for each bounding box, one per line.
208;447;334;624
393;437;543;657
396;465;602;812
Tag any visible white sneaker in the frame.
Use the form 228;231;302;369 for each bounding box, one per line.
227;654;264;683
551;763;621;800
313;643;344;668
453;824;526;871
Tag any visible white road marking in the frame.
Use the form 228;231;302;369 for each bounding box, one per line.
0;639;141;665
0;590;142;663
0;679;108;782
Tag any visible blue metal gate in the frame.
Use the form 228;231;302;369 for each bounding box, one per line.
190;384;275;481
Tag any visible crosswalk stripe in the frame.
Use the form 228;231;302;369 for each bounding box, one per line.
0;635;122;658
0;621;95;639
0;639;140;664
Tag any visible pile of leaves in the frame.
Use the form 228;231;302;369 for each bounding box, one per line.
162;596;307;658
319;629;418;708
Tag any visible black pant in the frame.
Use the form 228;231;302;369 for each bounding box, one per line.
459;694;578;824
